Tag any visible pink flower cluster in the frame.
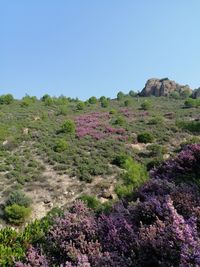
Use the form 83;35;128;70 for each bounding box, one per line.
119;108;133;117
119;108;149;118
75;112;127;140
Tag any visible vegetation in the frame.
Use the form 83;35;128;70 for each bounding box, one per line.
0;144;199;266
0;91;200;266
137;132;154;143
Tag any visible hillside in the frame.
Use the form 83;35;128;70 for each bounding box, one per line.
0;89;200;266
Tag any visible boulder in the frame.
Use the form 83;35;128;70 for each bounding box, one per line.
140;78;192;97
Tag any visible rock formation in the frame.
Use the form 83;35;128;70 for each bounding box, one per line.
140;78;192;97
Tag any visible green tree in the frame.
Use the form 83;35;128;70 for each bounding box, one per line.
101;98;109;108
0;94;14;105
88;96;97;104
129;90;137;97
117;91;124;101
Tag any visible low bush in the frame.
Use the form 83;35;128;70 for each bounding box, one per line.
141;100;152;110
60;119;76;134
76;101;85;110
148;116;164;125
53;138;68;152
79;195;101;210
137;132;154;143
5;204;31;225
112;154;129;168
6;190;31;208
177;120;200;133
184;98;200;108
112;116;126;126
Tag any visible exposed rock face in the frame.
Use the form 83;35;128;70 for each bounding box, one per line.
140;78;191;97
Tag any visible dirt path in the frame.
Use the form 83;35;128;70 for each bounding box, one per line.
25;152;116;223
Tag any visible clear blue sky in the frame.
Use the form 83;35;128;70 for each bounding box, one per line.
1;1;200;100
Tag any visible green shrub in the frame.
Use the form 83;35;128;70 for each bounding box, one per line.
148;116;164;125
5;204;31;225
117;91;125;101
115;184;133;199
112;154;129;168
54;139;68;152
76;101;85;110
146;157;164;171
6;190;31;208
109;109;117;114
41;94;50;102
0;94;14;105
124;99;131;107
115;158;148;198
112;116;126;126
101;99;109;108
170;91;180;99
0;228;25;266
137;132;154;143
61;120;76;134
56;105;68;115
177;120;200;133
44;97;54;106
99;96;106;102
146;144;166;157
79;195;100;210
184;98;200;108
20;95;37;107
141;100;152;110
180;88;191;99
129;90;137;97
88;96;97;104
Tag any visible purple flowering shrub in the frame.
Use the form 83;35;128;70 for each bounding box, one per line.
151;144;200;184
16;145;200;266
75;112;128;141
15;246;48;267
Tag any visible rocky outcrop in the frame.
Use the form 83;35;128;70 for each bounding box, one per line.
140;78;192;97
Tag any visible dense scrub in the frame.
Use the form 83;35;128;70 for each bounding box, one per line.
0;92;200;265
0;144;199;266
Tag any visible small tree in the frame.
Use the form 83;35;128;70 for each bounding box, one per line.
129;90;137;97
88;96;97;104
101;99;109;108
0;94;14;105
117;91;124;101
41;94;50;102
